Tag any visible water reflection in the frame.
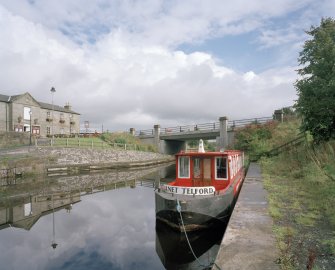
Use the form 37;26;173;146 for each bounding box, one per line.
155;217;228;270
0;163;227;269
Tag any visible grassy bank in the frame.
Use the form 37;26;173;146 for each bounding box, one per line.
235;119;335;269
261;142;335;269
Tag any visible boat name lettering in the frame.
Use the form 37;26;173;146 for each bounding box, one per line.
163;185;215;195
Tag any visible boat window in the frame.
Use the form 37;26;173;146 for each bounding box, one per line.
215;157;227;180
193;158;201;179
178;156;190;178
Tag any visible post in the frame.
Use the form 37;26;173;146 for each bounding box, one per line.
50;87;56;146
218;116;228;150
69;115;72;135
154;124;160;151
274;109;284;123
29;110;32;145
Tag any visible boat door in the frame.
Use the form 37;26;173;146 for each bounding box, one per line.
193;157;202;179
193;157;211;184
203;158;211;181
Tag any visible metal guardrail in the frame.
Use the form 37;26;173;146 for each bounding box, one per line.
137;129;154;136
135;116;274;136
228;117;273;128
265;134;305;157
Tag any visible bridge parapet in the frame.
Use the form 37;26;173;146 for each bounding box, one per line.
132;116;274;154
134;116;273;137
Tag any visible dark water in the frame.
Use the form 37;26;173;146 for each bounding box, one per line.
0;165;227;270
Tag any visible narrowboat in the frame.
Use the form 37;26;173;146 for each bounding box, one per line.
155;141;245;231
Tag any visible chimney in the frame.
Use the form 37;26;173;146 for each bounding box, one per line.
64;102;72;111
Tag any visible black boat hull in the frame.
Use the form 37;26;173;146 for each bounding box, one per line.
155;185;235;232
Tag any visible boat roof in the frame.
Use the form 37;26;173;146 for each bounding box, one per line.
176;150;242;157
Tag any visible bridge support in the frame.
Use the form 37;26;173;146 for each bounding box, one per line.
129;128;135;136
274;109;283;122
154;124;160;150
217;116;228;150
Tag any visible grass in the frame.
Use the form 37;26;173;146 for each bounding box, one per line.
260;138;335;270
50;133;158;152
236;118;335;269
101;132;157;152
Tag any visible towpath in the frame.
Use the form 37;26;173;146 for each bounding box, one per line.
214;163;280;270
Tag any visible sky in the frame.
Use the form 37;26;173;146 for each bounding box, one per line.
0;0;334;132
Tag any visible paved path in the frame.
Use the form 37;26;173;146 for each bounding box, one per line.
214;163;280;270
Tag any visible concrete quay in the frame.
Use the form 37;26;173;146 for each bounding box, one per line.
214;163;280;270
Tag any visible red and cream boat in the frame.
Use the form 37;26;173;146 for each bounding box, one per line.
155;141;245;231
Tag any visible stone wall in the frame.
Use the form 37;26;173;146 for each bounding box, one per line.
0;131;30;147
32;147;171;166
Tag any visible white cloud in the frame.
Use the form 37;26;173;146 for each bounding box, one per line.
1;0;327;131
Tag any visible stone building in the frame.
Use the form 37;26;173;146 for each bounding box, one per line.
0;92;80;137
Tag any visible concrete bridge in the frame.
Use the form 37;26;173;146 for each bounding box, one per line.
130;116;275;154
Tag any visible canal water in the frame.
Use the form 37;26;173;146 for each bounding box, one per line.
0;164;229;270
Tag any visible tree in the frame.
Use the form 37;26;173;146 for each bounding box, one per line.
295;18;335;143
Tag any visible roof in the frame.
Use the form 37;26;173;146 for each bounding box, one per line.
38;101;80;115
176;150;242;157
0;94;10;102
0;92;80;115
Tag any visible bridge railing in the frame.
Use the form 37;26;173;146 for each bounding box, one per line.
135;116;273;136
136;129;154;136
161;122;220;134
228;117;273;128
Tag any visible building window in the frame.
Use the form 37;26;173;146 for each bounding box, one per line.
32;126;40;135
47;111;50;118
47;127;50;136
178;156;190;178
14;125;23;132
24;107;31;120
215;157;227;180
23;124;30;132
60;113;65;123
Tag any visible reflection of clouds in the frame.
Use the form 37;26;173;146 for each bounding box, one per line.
0;186;163;270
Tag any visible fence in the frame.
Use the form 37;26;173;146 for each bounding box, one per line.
35;138;147;151
0;167;22;181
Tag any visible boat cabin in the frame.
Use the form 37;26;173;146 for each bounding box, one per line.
171;150;244;191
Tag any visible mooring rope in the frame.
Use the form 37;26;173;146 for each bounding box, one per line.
176;199;222;270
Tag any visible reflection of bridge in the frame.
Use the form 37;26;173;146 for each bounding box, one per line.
132;116;274;154
0;164;175;232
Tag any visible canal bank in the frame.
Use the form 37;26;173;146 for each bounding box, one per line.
214;163;280;270
0;147;173;176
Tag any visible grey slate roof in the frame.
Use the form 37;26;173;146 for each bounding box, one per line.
0;94;10;102
38;102;80;114
0;93;80;115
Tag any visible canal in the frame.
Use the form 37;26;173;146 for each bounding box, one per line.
0;164;229;270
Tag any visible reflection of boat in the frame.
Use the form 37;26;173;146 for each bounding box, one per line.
155;141;245;231
155;218;227;270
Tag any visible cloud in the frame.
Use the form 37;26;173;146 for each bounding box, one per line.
0;3;299;131
0;0;316;47
2;1;331;130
